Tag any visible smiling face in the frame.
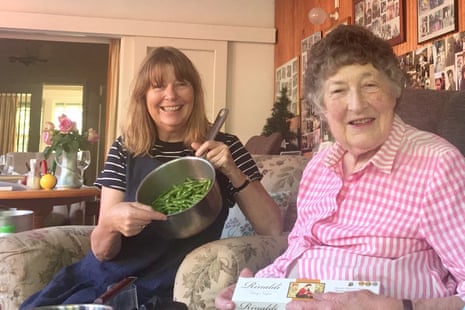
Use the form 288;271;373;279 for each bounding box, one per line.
323;63;398;157
145;64;195;141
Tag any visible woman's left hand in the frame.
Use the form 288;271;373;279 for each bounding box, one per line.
215;268;255;310
286;290;401;310
192;140;283;236
191;141;237;178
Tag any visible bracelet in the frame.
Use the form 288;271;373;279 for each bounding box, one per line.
232;178;250;195
402;299;413;310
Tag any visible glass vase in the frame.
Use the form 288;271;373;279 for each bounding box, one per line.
55;151;82;189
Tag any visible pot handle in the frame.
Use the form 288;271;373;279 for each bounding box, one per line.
206;108;229;141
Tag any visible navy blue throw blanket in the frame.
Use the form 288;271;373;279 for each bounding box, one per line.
20;155;230;309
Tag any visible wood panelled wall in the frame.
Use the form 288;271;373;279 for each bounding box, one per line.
275;0;464;69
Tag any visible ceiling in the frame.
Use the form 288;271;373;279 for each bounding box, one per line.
0;38;105;68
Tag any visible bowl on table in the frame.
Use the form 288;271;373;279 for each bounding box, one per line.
136;156;222;239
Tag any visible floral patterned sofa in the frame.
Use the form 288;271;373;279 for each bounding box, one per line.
0;154;310;310
173;154;310;309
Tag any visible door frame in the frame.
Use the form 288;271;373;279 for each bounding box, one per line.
116;36;228;139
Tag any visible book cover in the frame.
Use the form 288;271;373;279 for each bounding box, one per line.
233;277;380;310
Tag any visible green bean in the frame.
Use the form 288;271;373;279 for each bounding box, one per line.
150;178;212;215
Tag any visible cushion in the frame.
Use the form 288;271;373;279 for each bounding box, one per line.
396;88;457;134
220;191;291;238
252;154;310;231
244;133;283;155
437;92;465;156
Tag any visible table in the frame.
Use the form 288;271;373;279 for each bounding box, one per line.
0;186;101;228
0;175;23;183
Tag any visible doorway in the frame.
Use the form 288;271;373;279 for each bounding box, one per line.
39;84;84;151
0;37;110;184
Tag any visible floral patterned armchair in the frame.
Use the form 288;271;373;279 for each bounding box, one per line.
0;225;94;309
0;155;310;310
172;155;310;309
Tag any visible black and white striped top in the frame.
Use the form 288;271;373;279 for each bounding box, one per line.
94;132;261;205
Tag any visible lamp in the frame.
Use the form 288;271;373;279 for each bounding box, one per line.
308;0;340;25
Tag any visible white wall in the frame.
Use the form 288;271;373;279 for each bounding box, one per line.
0;0;276;142
227;43;275;139
0;0;274;28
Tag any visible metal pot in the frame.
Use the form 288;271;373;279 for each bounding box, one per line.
136;156;222;239
0;209;33;234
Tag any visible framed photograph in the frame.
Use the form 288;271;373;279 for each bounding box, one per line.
275;57;299;114
417;0;457;43
301;31;322;90
353;0;405;46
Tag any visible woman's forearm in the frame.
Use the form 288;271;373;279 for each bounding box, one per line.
235;181;283;236
91;223;122;261
223;163;283;236
91;186;124;261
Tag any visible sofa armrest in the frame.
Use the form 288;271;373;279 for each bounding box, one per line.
0;225;93;310
173;234;288;308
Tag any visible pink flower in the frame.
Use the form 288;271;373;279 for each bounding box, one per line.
58;114;76;133
42;114;100;160
42;121;55;145
87;128;100;143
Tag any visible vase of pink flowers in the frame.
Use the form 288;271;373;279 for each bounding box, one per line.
55;150;81;188
42;114;99;189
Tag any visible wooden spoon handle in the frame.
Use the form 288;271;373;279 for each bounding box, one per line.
93;276;137;304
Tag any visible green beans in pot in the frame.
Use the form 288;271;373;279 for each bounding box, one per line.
150;178;212;215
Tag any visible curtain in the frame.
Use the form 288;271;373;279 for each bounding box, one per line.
0;93;18;155
104;39;121;154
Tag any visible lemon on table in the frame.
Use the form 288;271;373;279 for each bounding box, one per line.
40;174;57;190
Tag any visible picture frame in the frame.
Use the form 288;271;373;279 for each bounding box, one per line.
417;0;457;43
275;57;300;150
353;0;405;46
275;56;299;115
301;31;322;91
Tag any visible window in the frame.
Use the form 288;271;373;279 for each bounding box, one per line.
15;93;31;152
39;84;84;152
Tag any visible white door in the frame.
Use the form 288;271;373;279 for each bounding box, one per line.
117;37;228;133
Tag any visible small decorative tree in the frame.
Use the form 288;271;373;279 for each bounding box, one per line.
262;87;296;145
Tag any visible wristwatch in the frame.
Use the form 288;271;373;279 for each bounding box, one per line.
402;299;413;310
232;178;250;195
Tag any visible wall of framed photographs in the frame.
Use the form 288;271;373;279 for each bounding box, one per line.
274;0;464;68
274;0;465;155
418;0;457;44
275;57;299;115
400;30;464;91
299;31;321;153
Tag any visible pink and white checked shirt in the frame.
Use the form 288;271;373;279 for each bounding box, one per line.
256;115;465;300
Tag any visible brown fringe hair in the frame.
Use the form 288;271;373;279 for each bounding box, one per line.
121;46;210;156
